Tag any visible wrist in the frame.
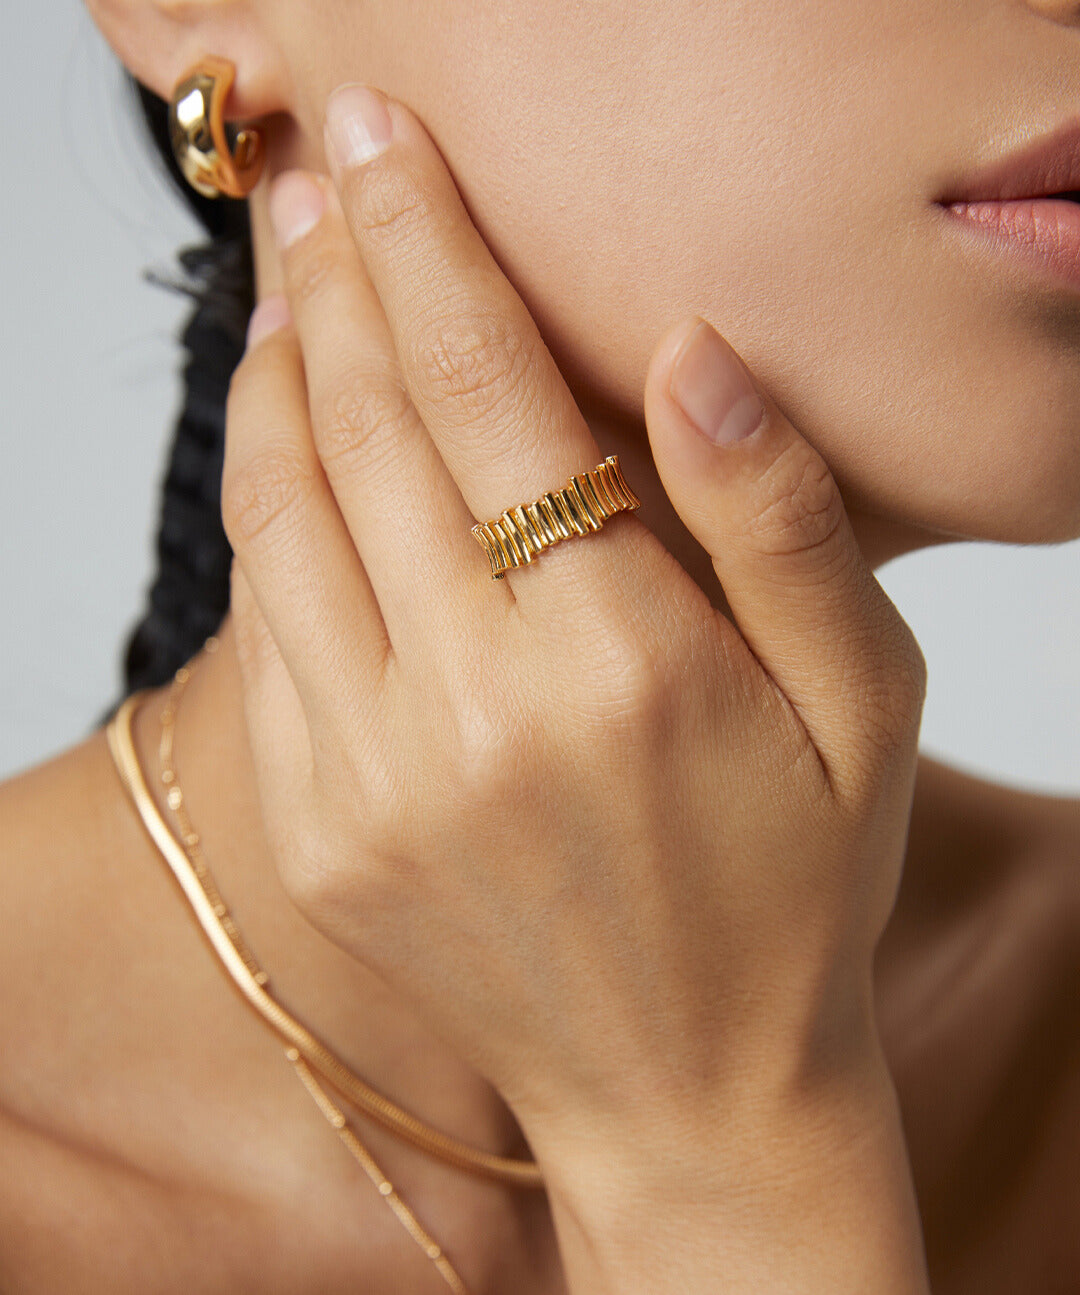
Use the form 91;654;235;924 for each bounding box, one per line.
528;1041;929;1295
519;961;883;1188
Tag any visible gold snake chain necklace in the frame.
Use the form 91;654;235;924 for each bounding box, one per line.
106;638;544;1291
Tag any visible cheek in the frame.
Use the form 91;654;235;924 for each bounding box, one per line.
474;106;1080;544
331;0;1080;545
490;157;1080;545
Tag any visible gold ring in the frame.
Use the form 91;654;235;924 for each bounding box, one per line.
471;455;642;580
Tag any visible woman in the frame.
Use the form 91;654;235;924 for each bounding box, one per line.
2;0;1078;1289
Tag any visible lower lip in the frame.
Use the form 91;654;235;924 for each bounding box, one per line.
940;196;1080;291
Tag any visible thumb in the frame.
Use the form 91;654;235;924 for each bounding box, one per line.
643;316;926;784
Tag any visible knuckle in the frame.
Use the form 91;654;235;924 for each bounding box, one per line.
348;159;435;242
319;376;413;472
286;237;343;304
221;440;316;548
445;694;525;802
230;572;276;671
746;443;847;563
268;728;413;950
330;746;411;862
853;693;910;766
276;784;395;934
411;308;532;420
852;639;928;764
597;626;665;705
274;811;342;921
571;616;671;733
885;632;929;728
445;691;535;811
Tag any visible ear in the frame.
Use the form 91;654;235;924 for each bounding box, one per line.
85;0;290;120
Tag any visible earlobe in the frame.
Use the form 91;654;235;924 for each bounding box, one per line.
83;0;289;122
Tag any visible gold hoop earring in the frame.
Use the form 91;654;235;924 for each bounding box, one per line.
168;55;265;199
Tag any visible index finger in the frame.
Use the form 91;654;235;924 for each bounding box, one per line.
321;84;640;599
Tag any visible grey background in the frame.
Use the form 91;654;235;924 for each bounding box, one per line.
3;0;1079;795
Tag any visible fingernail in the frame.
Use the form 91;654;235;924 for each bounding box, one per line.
246;294;291;349
325;84;393;171
669;320;765;445
268;171;326;250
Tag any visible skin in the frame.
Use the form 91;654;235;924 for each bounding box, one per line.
1;0;1079;1290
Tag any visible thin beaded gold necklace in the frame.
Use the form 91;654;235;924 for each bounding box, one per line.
104;639;540;1291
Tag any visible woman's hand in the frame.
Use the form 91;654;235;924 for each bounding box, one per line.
222;84;929;1287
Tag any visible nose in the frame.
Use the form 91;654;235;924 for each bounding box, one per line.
1023;0;1080;22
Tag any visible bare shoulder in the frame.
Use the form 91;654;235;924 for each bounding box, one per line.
0;714;278;1137
0;728;279;1286
0;732;172;1282
0;729;150;1077
0;727;457;1295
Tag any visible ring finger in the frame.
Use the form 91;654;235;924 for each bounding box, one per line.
221;304;388;724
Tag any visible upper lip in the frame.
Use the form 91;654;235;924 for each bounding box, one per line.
940;117;1080;203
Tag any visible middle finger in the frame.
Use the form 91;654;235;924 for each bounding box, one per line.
321;85;645;604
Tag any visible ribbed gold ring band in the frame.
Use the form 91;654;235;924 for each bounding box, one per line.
471;454;642;580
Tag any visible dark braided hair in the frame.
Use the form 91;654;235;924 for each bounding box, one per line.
120;74;256;695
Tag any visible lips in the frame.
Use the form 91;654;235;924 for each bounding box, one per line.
939;117;1080;204
934;116;1080;291
945;195;1080;238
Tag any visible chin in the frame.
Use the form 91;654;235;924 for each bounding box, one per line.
971;416;1080;544
905;471;1080;549
907;464;1080;549
834;363;1080;551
